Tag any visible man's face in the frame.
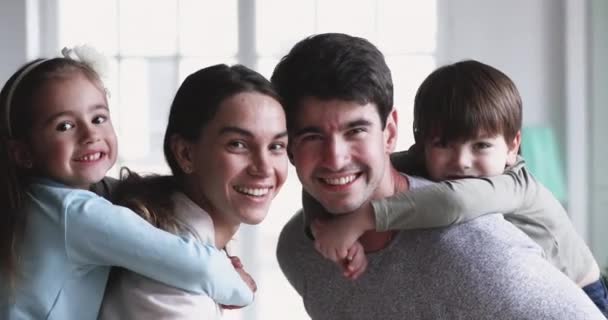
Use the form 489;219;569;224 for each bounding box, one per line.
289;98;397;214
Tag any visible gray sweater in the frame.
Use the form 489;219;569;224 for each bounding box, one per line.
278;177;604;319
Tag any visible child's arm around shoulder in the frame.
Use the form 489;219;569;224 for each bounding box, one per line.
375;156;534;231
62;190;253;306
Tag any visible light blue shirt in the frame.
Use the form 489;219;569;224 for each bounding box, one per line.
0;179;252;320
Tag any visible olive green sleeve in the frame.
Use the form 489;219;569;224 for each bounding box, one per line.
373;157;532;231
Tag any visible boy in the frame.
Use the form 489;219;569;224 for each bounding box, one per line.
307;60;608;315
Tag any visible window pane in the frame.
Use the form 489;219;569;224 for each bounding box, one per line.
256;0;316;56
316;0;376;41
116;58;177;173
255;57;279;79
58;0;118;54
119;0;177;56
386;55;436;149
377;0;437;54
179;0;238;56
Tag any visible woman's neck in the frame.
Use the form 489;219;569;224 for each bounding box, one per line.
182;179;240;249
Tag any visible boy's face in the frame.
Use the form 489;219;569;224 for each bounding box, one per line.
289;97;397;214
423;131;520;181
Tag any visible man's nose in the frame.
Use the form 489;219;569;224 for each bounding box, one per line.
248;150;272;177
321;137;350;171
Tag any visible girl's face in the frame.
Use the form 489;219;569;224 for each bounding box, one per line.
187;92;288;226
23;73;117;188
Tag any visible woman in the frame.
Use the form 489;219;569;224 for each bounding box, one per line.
99;64;288;319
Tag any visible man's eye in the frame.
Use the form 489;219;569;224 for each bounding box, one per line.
92;116;107;124
56;122;74;132
300;134;322;142
269;142;286;152
347;128;366;136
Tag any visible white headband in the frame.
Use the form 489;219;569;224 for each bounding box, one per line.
4;45;109;138
4;59;49;137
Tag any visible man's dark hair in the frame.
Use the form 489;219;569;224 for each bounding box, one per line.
271;33;393;132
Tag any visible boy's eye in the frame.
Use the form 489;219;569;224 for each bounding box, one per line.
56;122;74;132
92;116;107;124
474;142;492;150
431;139;448;148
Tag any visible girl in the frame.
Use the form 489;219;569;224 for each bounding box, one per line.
99;64;288;319
0;48;253;320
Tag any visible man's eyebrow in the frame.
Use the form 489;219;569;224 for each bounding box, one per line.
344;119;373;129
220;126;289;140
294;126;323;137
293;119;373;137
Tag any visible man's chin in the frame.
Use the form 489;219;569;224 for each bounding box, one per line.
319;200;362;215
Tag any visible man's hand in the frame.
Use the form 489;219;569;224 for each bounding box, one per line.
311;202;376;263
221;256;257;310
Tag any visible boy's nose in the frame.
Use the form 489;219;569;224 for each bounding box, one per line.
454;148;473;170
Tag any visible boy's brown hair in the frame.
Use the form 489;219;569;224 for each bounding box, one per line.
413;59;522;146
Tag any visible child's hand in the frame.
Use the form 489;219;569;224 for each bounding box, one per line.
221;256;257;310
311;202;375;263
341;241;368;280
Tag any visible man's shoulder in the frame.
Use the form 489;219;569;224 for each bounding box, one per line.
277;209;309;256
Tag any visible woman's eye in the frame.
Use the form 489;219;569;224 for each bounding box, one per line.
92;116;107;124
56;122;74;132
229;141;246;149
269;143;286;152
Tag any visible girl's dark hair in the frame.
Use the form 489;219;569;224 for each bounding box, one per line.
413;59;522;145
0;58;103;286
115;64;280;232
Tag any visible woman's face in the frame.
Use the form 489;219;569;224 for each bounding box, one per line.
188;91;288;225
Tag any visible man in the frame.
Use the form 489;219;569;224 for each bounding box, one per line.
271;33;604;319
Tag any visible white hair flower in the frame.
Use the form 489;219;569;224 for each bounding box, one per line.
61;44;110;83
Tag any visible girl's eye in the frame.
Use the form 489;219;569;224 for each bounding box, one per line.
431;139;448;148
56;122;74;132
92;116;107;124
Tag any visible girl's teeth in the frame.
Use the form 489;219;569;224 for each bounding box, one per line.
324;175;356;185
235;186;271;197
78;152;101;161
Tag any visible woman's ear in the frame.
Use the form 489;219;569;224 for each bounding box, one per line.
8;140;34;169
170;135;195;174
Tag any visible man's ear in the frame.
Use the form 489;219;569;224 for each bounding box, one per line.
384;108;398;153
170;135;195;174
507;130;522;165
8;139;34;169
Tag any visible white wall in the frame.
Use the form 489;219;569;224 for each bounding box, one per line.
440;0;564;130
0;0;28;84
590;0;608;269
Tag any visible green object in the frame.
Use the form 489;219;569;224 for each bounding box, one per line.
521;126;567;203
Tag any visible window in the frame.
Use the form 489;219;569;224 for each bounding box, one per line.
54;1;438;319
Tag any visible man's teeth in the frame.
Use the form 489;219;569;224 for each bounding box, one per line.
323;175;356;185
77;152;102;161
235;186;271;197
